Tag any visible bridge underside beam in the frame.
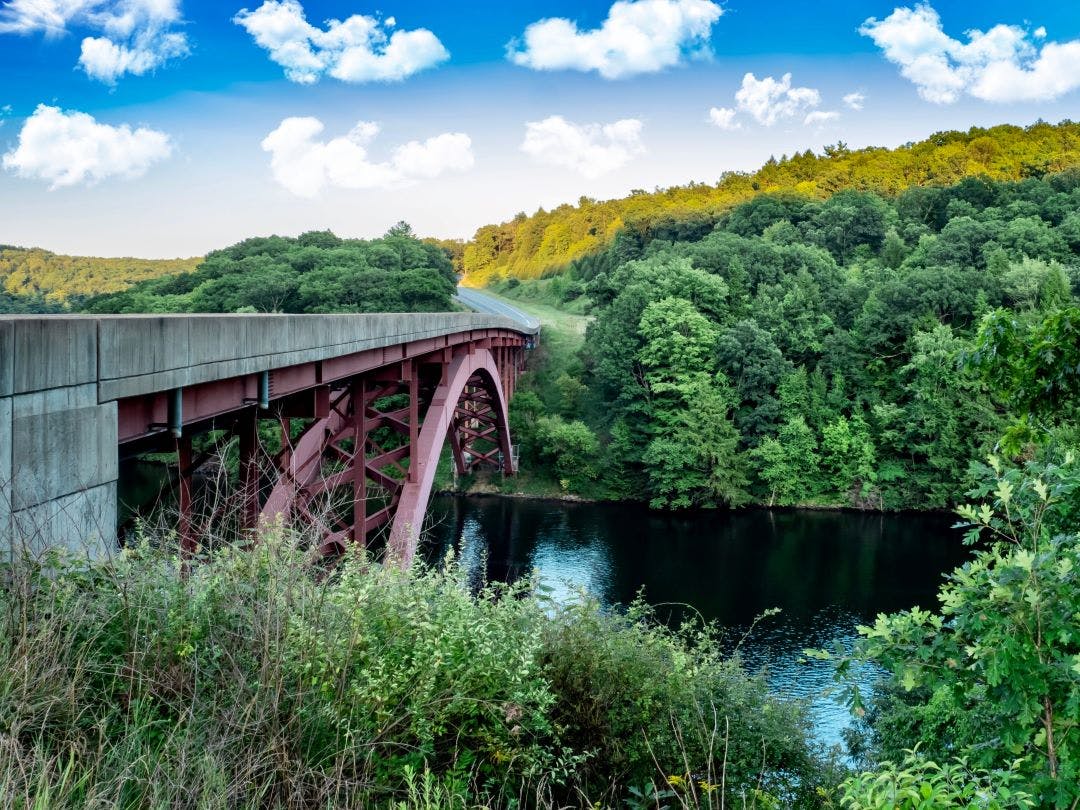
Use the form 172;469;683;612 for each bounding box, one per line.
116;330;525;447
129;340;524;564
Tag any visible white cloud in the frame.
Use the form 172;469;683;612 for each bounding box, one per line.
708;72;840;130
734;72;821;126
707;106;740;130
842;91;865;110
261;117;473;197
234;0;448;84
861;3;1080;103
2;104;172;188
508;0;722;79
804;110;839;126
0;0;189;83
520;115;645;178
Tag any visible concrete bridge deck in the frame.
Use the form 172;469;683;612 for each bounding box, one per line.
0;313;538;560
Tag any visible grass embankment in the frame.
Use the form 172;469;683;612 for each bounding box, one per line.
0;530;835;808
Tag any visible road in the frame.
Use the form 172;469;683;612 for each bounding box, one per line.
455;286;542;332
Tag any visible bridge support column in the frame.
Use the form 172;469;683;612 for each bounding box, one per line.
237;408;261;534
177;436;196;556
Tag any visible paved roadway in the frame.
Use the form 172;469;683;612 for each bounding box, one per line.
455;286;542;332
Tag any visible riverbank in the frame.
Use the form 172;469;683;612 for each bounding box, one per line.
436;468;957;515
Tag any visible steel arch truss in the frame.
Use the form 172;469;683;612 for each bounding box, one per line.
259;345;517;563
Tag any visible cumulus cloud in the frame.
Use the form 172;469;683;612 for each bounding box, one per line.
0;0;189;83
261;117;473;197
2;104;172;188
520;116;645;178
861;3;1080;103
234;0;448;84
708;72;841;130
508;0;722;79
842;91;865;110
707;106;740;130
735;73;821;126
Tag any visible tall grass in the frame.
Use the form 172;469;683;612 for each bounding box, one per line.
0;522;836;808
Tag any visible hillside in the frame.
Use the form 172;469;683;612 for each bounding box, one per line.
462;120;1080;286
0;247;201;302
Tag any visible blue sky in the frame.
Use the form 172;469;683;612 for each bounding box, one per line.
1;0;1080;258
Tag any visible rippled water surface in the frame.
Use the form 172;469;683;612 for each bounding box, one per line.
423;496;969;749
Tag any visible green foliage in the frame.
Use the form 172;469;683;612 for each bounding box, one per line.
0;247;200;302
820;414;877;503
0;529;828;807
752;417;820;506
82;227;456;314
541;597;829;805
0;290;64;314
567;164;1080;511
641;370;748;509
463;121;1080;285
838;748;1035;809
534;415;599;491
836;453;1080;806
969;306;1080;421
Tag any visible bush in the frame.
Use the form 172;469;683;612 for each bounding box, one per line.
542;597;830;805
838;748;1034;809
830;451;1080;807
0;526;830;808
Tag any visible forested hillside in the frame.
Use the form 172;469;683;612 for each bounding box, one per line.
506;170;1080;511
0;247;200;302
82;225;457;314
463;120;1080;285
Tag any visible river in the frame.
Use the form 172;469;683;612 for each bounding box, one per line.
422;495;969;750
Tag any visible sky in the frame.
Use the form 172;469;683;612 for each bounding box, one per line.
1;0;1080;258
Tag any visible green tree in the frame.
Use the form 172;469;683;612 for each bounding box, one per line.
635;298;747;508
752;416;820;506
821;414;877;504
534;416;599;491
899;325;1001;507
641;372;748;509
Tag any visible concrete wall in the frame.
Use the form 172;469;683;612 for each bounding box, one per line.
1;319;14;556
1;318;116;560
0;313;535;559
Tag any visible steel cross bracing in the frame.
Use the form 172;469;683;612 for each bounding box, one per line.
120;335;527;565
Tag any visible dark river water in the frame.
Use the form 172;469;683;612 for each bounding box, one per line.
422;495;969;750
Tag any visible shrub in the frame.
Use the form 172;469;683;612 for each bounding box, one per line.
838;748;1034;809
0;525;829;808
829;451;1080;807
541;597;830;806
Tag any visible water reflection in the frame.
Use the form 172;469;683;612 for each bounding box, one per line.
423;496;968;748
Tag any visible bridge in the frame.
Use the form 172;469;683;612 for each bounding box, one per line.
0;311;538;565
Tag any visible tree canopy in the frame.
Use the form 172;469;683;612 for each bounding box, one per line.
81;228;457;315
506;167;1080;511
463;121;1080;286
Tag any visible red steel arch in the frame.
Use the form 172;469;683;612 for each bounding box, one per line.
256;342;519;564
388;348;512;563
